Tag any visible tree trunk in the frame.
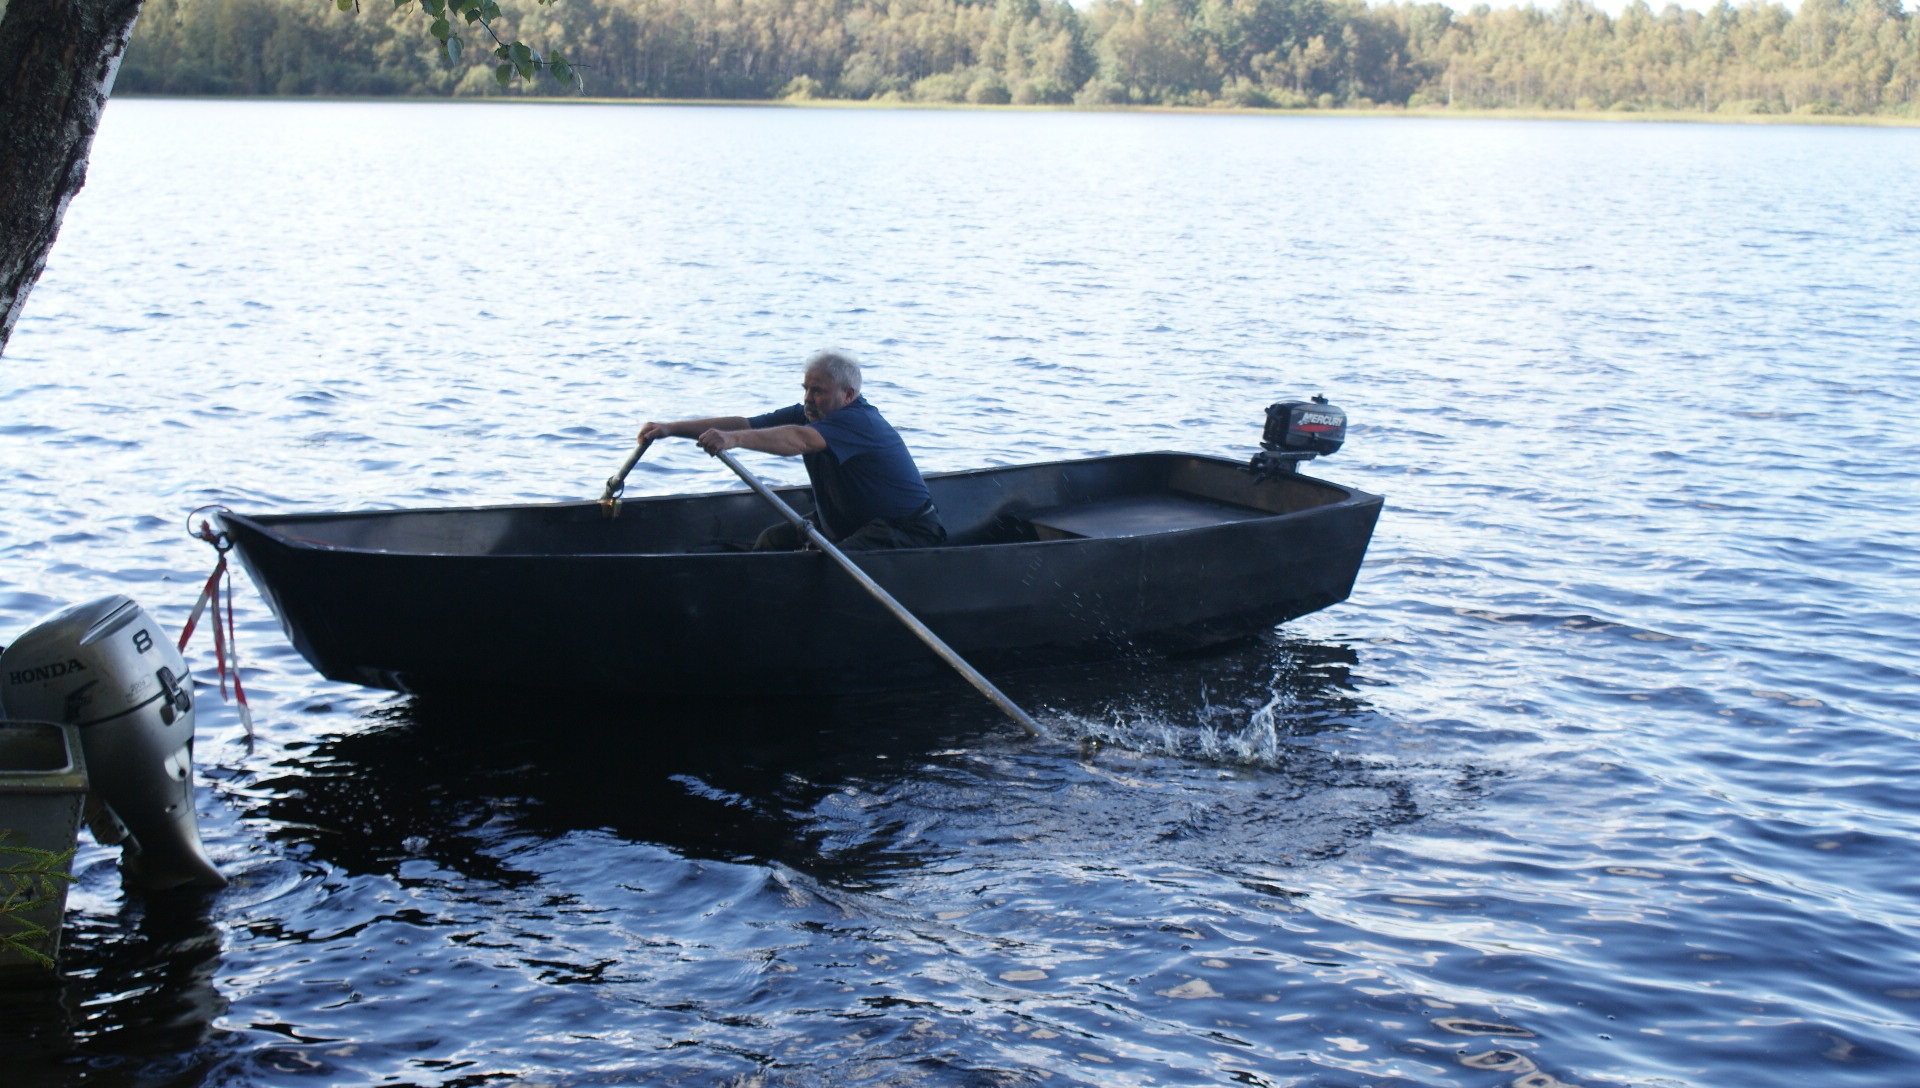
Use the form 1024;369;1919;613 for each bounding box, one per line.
0;0;144;356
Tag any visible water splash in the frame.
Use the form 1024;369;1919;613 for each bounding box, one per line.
1037;660;1310;769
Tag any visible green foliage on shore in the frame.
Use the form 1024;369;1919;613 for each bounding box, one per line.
118;0;1920;115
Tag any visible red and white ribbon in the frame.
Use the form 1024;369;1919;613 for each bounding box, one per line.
180;518;253;740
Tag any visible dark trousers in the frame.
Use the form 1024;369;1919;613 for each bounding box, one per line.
753;503;948;552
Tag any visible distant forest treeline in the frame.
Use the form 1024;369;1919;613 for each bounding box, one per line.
119;0;1920;115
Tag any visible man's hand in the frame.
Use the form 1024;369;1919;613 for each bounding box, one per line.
696;428;739;455
640;415;752;446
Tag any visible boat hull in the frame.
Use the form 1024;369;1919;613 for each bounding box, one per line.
223;453;1381;696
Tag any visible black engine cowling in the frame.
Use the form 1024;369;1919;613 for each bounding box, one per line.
1262;395;1346;457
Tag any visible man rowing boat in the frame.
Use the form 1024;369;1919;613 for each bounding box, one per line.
638;350;948;551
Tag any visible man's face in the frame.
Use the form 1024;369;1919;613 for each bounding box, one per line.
802;368;856;422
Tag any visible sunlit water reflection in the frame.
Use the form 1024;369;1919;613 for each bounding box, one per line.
3;100;1918;1086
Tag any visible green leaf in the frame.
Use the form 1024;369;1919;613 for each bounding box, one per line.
495;62;513;87
445;36;461;62
480;0;501;21
422;0;443;14
430;17;450;39
335;0;353;10
494;43;510;60
551;60;574;86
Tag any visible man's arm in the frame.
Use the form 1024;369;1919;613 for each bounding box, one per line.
699;424;825;457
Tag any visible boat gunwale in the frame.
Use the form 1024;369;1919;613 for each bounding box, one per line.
222;451;1381;560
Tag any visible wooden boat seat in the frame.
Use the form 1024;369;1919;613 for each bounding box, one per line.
1024;493;1268;541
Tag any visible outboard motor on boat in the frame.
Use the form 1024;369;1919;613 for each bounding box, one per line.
0;596;226;891
1250;394;1346;475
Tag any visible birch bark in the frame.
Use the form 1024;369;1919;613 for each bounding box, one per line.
0;0;142;354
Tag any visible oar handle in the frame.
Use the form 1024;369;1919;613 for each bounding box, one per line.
713;448;1040;737
599;437;654;513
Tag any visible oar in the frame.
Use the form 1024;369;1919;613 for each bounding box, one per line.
712;447;1041;737
599;436;654;518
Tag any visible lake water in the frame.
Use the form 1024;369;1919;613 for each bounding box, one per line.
4;99;1918;1087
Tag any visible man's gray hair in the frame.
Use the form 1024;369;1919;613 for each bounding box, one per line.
804;349;862;394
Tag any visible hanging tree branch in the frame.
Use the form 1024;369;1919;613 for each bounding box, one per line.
0;831;77;969
406;0;579;89
329;0;579;88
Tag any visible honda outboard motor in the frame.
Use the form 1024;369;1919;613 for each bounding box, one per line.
0;596;225;891
1250;394;1347;475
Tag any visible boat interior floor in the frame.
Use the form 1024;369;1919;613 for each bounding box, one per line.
1023;494;1269;541
690;492;1270;552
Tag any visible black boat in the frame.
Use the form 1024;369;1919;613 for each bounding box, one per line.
222;406;1382;698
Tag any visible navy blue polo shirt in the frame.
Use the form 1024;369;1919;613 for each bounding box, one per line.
748;397;932;537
